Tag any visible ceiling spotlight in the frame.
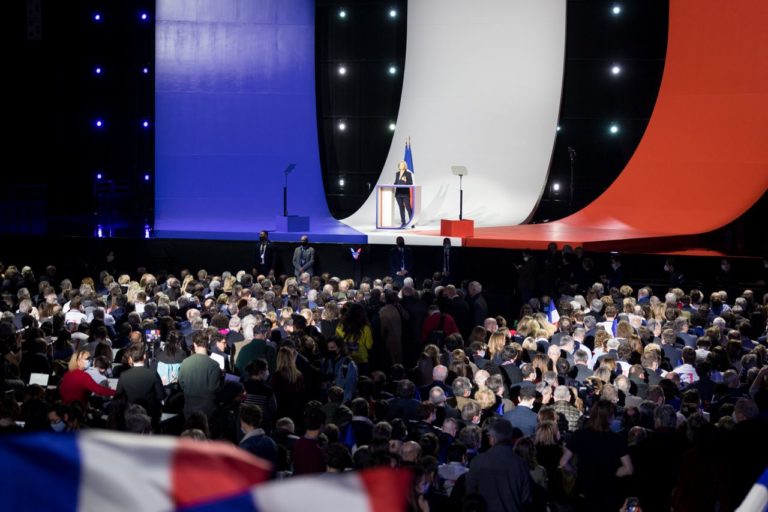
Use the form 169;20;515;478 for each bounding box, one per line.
96;173;103;180
389;123;396;131
339;178;345;187
142;67;149;74
552;182;561;192
612;5;622;15
142;121;150;128
95;120;103;128
388;66;397;75
389;9;397;18
338;122;346;131
144;174;151;181
339;9;347;19
140;13;149;21
609;124;619;134
95;67;102;75
338;66;347;76
556;125;561;132
93;13;102;22
611;65;622;75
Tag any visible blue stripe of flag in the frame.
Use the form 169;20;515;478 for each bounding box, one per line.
0;433;81;512
177;491;258;512
404;140;414;173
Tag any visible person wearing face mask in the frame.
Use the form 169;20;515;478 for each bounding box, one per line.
253;230;276;277
48;402;79;433
438;238;459;285
292;235;315;278
116;344;165;428
664;258;685;288
59;350;116;406
321;338;358;401
389;236;414;287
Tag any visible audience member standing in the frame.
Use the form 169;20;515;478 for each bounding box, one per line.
179;332;222;419
292;235;315;277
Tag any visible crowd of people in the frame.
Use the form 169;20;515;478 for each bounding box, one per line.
0;246;767;512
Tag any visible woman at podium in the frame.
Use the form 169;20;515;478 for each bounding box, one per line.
394;160;413;228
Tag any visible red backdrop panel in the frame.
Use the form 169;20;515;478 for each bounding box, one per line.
466;0;768;249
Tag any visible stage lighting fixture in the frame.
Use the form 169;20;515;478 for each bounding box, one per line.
338;122;346;131
140;13;149;21
338;66;347;76
553;182;561;191
339;178;345;187
93;13;102;22
610;124;619;134
96;173;103;180
95;67;102;75
389;9;397;18
96;225;104;238
142;67;149;74
144;224;151;239
612;5;622;15
142;121;150;128
144;174;150;181
339;9;347;19
611;65;622;75
95;120;103;128
556;125;561;132
389;123;396;131
389;66;397;75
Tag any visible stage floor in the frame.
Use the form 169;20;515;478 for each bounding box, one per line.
157;217;723;255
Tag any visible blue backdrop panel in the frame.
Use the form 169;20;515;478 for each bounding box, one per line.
155;0;361;242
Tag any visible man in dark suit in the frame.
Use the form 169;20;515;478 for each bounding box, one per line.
394;160;413;227
386;379;421;422
465;419;533;512
291;235;315;277
389;236;414;287
467;281;489;329
502;385;538;436
401;285;427;367
116;344;165;427
440;285;471;338
572;349;594;384
438;238;459;285
253;231;277;277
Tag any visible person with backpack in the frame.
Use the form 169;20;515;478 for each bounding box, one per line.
421;305;458;347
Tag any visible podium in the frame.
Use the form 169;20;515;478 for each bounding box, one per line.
376;185;421;229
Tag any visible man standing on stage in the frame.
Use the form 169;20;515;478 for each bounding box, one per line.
292;235;315;277
253;231;276;277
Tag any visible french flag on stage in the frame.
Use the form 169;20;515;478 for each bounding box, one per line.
404;138;415;210
0;431;411;512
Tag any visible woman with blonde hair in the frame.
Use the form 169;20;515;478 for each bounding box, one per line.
487;331;506;363
59;350;116;406
590;330;612;367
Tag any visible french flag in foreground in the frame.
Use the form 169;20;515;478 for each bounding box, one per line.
737;468;768;512
0;431;411;512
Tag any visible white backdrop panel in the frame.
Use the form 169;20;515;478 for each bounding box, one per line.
343;0;566;229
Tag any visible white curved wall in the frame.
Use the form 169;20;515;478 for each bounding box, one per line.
343;0;566;230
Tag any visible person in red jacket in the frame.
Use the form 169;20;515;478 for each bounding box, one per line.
59;350;117;405
421;305;459;344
